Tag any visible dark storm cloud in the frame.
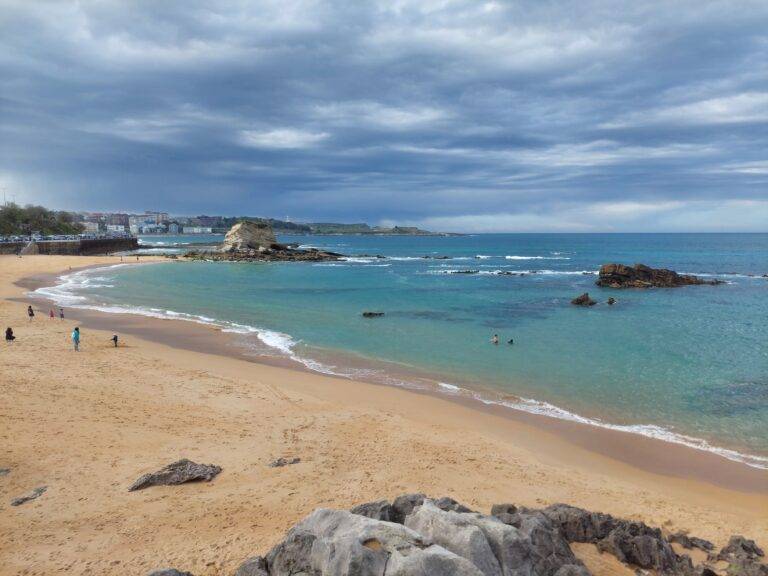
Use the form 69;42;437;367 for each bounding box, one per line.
1;0;767;231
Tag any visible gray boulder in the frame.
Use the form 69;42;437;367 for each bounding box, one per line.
716;536;767;576
148;570;194;576
234;556;268;576
406;500;586;576
668;532;714;552
596;521;686;573
391;493;427;524
538;504;616;543
553;567;590;576
351;499;396;522
129;459;221;491
268;457;300;468
11;486;47;506
265;508;483;576
405;500;503;576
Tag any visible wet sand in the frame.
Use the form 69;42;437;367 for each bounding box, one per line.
1;255;766;576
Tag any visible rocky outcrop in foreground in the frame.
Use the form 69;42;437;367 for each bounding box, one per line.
596;263;723;289
152;495;765;576
186;220;343;262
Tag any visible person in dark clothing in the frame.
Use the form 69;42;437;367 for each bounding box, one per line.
27;305;34;322
111;334;119;347
5;327;15;342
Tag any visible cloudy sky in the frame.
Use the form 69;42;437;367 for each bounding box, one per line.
1;0;767;231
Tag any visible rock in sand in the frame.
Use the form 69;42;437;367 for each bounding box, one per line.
129;459;221;491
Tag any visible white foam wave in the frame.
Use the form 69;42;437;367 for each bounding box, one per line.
475;255;492;259
427;269;597;276
506;255;571;260
433;384;768;470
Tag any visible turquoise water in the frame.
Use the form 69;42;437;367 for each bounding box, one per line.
38;233;768;467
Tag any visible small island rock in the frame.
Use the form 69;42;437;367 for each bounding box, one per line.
571;293;596;306
596;263;722;288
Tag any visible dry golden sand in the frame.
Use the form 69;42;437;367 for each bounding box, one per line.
1;255;766;576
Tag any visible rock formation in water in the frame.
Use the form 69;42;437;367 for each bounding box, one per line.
596;263;723;289
222;221;278;252
185;220;343;262
571;293;596;306
149;495;766;576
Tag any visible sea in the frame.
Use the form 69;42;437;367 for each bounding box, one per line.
35;233;768;469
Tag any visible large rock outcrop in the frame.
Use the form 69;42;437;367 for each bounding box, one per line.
596;263;722;288
185;221;343;262
150;495;766;576
222;221;278;252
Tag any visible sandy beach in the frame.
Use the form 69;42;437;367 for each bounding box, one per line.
1;255;766;576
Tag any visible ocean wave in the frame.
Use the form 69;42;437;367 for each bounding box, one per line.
683;271;765;279
427;269;597;276
432;383;768;470
506;255;571;260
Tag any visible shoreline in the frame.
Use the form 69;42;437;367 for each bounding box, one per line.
20;261;768;490
2;255;766;576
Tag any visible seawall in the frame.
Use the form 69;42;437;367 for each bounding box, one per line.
0;237;139;256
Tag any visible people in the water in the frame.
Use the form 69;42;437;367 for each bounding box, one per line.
491;334;499;345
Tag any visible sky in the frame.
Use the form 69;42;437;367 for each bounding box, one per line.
1;0;767;232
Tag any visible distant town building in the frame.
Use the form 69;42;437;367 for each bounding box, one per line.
183;226;213;234
107;213;129;226
167;222;180;234
82;221;100;233
106;224;126;233
143;211;169;224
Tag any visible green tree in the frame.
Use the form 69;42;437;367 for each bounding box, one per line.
0;203;84;236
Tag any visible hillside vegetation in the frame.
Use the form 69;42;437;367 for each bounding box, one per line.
0;203;84;236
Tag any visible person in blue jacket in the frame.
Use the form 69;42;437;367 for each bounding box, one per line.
72;327;81;351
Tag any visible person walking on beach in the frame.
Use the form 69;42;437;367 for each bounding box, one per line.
5;327;15;342
27;305;34;322
71;327;81;351
111;334;119;348
59;308;64;320
491;334;499;345
49;309;55;319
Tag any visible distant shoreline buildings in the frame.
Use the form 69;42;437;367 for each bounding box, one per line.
77;211;218;235
73;211;452;236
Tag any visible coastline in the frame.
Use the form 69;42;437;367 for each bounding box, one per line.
1;255;766;575
20;260;768;482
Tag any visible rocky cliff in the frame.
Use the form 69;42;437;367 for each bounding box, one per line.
596;263;723;288
222;221;278;252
